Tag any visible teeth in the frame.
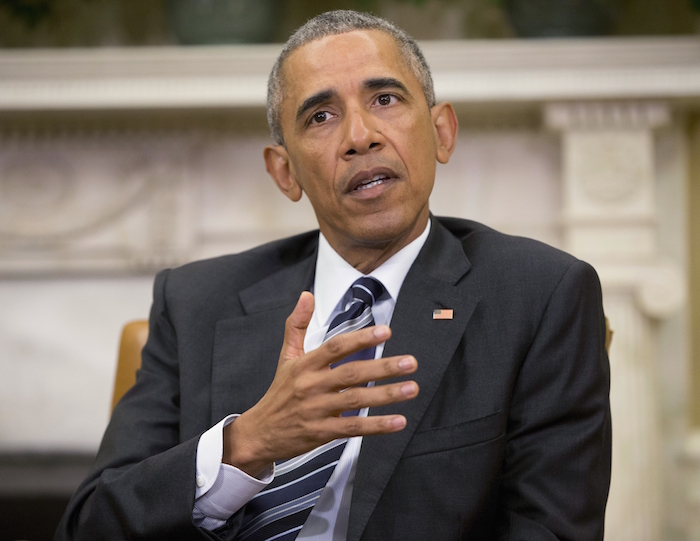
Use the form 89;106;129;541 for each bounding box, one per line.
353;173;390;191
357;179;384;190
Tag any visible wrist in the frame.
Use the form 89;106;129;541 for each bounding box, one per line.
223;415;273;477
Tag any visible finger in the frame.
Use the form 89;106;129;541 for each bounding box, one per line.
326;380;419;414
327;356;417;391
304;325;391;370
318;414;408;439
279;291;315;363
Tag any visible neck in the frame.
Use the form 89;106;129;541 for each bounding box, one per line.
324;214;429;274
345;243;403;274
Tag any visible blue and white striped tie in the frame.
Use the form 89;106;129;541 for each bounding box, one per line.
236;277;386;541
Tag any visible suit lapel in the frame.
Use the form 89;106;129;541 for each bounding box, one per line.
347;219;480;541
210;243;317;423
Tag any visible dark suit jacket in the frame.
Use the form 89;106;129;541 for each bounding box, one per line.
56;217;611;541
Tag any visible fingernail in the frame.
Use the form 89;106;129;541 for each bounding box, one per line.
398;356;415;370
373;326;390;339
392;416;406;429
401;383;416;396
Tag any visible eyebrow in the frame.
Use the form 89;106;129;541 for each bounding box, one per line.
363;77;410;95
296;89;336;122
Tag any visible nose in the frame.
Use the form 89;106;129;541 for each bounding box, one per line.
339;107;385;159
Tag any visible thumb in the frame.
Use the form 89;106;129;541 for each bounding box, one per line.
279;291;314;364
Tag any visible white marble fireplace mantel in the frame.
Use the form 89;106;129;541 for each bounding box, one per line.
0;37;699;110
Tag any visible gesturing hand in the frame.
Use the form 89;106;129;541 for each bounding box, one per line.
223;291;419;477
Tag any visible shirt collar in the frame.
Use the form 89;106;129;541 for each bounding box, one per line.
312;219;431;326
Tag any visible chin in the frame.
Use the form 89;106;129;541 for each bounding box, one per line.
352;214;420;246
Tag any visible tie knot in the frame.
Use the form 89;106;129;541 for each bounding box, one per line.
325;276;386;340
350;276;386;308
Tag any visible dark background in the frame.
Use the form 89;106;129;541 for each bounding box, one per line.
0;0;697;48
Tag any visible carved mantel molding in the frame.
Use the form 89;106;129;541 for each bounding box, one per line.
545;98;688;541
0;37;699;110
545;100;686;319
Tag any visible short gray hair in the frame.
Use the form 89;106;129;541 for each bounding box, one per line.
266;10;436;146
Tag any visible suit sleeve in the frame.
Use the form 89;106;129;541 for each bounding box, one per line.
55;270;230;541
495;260;612;541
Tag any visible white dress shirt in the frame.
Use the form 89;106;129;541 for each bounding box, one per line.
193;220;431;538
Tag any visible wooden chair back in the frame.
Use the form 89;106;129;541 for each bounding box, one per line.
111;320;149;412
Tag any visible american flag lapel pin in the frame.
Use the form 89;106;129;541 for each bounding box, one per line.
433;308;454;320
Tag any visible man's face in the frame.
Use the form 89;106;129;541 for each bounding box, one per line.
266;30;455;261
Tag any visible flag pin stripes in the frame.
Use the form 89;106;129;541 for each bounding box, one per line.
433;309;453;320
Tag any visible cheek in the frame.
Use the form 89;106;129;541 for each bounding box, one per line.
393;113;436;154
290;147;332;190
290;164;340;216
399;135;436;179
305;136;339;170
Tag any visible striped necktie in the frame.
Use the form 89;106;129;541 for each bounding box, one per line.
236;276;386;541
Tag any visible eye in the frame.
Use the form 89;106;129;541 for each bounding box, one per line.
375;94;397;106
310;111;332;124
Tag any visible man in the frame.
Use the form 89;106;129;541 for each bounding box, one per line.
56;10;611;541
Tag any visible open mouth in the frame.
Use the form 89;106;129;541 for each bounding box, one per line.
354;174;390;191
346;167;398;194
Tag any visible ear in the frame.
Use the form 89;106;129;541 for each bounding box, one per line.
264;145;303;202
431;102;459;164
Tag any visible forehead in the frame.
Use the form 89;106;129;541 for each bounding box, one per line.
280;30;416;111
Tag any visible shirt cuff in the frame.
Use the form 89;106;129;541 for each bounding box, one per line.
194;415;274;523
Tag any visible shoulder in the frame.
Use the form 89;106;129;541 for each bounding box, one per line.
436;216;575;267
433;216;599;299
154;230;318;313
436;215;587;273
171;230;317;282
